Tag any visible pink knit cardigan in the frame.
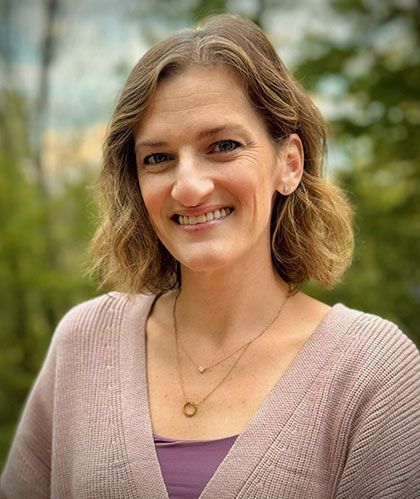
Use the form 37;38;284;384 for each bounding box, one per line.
1;293;419;498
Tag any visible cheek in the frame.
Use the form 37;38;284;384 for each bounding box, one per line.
226;165;275;210
221;163;256;196
138;176;166;222
139;188;167;243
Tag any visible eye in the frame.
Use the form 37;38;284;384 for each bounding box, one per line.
213;140;241;153
143;152;173;166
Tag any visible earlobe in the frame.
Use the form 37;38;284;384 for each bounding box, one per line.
276;133;304;196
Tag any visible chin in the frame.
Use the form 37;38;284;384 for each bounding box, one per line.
176;250;235;274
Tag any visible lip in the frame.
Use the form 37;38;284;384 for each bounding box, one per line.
176;215;230;232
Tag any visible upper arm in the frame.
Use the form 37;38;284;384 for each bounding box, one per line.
336;332;420;498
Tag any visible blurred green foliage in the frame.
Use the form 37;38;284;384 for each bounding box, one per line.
299;0;420;338
0;0;418;469
0;89;98;467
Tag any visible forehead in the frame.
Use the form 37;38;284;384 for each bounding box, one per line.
135;65;267;141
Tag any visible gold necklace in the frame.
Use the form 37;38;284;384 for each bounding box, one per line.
178;332;250;374
173;290;289;417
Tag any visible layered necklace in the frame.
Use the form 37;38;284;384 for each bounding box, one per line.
173;290;289;417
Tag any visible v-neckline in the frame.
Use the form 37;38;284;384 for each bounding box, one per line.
118;294;355;498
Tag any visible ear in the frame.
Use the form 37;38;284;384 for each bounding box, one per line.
276;133;304;196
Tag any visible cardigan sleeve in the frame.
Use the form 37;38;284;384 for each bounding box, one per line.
0;324;60;499
335;330;420;498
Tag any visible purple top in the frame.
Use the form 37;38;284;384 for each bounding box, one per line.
154;433;238;499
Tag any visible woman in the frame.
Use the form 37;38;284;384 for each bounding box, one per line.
1;14;419;499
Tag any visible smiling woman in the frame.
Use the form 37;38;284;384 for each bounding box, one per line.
1;13;419;499
90;18;355;294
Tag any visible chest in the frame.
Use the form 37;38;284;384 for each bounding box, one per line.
48;298;355;498
146;322;311;440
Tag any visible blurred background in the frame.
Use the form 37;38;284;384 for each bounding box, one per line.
0;0;419;467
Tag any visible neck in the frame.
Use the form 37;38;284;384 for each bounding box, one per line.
175;260;290;349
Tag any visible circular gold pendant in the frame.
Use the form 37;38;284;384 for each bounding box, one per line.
183;401;198;417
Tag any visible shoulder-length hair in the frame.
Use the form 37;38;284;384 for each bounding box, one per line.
90;14;353;294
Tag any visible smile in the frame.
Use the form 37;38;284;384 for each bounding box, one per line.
175;207;233;226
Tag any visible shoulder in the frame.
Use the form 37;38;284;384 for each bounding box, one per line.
332;303;418;358
329;307;420;497
53;292;157;345
328;303;419;392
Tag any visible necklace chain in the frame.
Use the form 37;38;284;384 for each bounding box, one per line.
173;290;289;417
178;330;249;373
177;293;288;373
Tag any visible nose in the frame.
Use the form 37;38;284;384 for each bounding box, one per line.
171;156;214;207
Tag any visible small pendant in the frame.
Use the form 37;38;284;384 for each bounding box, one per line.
183;401;198;417
198;366;206;373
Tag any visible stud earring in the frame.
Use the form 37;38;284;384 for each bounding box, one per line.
283;185;289;194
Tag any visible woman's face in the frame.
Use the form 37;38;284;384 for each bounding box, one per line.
135;64;296;274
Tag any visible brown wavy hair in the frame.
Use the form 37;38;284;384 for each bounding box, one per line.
90;14;353;294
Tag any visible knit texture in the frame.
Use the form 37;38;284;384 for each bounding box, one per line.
1;293;419;498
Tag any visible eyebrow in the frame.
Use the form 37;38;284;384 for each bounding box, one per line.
135;123;248;150
196;123;246;141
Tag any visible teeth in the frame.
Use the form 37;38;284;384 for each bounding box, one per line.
177;208;232;226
